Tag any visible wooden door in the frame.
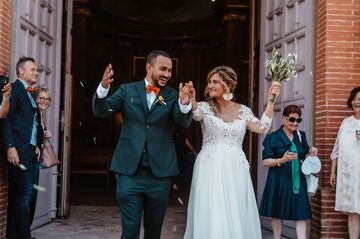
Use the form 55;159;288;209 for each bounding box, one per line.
257;0;316;237
12;0;63;227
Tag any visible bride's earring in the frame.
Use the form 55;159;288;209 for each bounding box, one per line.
223;89;233;101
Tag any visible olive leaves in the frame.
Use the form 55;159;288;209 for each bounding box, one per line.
265;48;297;83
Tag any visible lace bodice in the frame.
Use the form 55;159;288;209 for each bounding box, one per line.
192;102;272;146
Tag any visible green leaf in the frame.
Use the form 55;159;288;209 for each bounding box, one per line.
265;48;297;82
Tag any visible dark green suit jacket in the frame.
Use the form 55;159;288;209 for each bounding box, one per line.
92;80;192;177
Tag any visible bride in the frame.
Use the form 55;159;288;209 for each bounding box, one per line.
183;66;280;239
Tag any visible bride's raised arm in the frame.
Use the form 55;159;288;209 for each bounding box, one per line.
242;106;272;134
245;82;280;133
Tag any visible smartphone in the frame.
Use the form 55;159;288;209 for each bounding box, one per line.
287;151;296;155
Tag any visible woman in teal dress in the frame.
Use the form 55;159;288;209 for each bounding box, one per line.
259;105;318;239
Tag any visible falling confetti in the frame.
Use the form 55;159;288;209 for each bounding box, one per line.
33;184;46;192
80;81;85;88
19;164;27;170
93;136;97;145
108;108;114;112
172;184;178;191
172;225;177;232
79;121;83;126
177;197;184;205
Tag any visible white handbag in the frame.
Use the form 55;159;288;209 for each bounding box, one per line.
298;130;321;196
302;156;321;196
302;156;321;175
305;174;319;196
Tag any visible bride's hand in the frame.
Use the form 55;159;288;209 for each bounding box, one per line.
187;81;196;100
268;81;281;100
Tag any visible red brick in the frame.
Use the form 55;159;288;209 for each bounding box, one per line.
313;0;360;238
0;0;11;237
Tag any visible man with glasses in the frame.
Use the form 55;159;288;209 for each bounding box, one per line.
1;57;44;239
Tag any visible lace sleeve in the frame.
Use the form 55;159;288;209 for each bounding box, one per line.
330;118;347;160
241;105;272;134
330;133;340;161
192;101;209;121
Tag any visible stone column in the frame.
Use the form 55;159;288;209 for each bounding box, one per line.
72;0;91;130
222;2;249;105
181;43;197;86
180;43;200;149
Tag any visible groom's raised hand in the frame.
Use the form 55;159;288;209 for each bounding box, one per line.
179;81;194;105
101;63;114;89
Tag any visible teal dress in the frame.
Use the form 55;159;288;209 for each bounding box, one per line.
259;126;312;220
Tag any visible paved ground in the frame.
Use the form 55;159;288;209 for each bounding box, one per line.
33;177;284;238
32;205;279;239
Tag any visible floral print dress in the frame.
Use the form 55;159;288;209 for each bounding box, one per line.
331;116;360;214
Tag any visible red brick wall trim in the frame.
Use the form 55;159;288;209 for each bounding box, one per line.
0;0;11;237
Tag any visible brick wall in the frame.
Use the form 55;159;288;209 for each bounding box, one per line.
312;0;360;238
0;0;11;238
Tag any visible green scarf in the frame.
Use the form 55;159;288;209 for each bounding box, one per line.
290;142;300;194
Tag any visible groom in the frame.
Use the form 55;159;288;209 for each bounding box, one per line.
92;50;193;239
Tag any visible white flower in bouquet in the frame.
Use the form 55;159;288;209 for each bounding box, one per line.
265;48;297;102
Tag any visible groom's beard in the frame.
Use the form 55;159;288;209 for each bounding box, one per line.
152;73;169;88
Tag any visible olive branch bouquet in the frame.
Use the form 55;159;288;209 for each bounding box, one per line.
265;48;297;102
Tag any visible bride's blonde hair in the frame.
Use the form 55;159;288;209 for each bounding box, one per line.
204;66;238;115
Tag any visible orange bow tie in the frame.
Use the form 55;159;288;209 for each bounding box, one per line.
26;86;35;93
146;85;160;95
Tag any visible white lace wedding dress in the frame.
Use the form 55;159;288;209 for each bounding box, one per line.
183;102;272;239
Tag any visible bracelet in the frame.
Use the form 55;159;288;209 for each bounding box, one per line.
277;158;281;167
2;95;10;100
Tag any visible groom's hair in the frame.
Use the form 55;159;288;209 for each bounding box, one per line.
146;50;171;65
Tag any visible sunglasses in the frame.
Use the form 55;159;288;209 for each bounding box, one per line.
285;116;302;123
